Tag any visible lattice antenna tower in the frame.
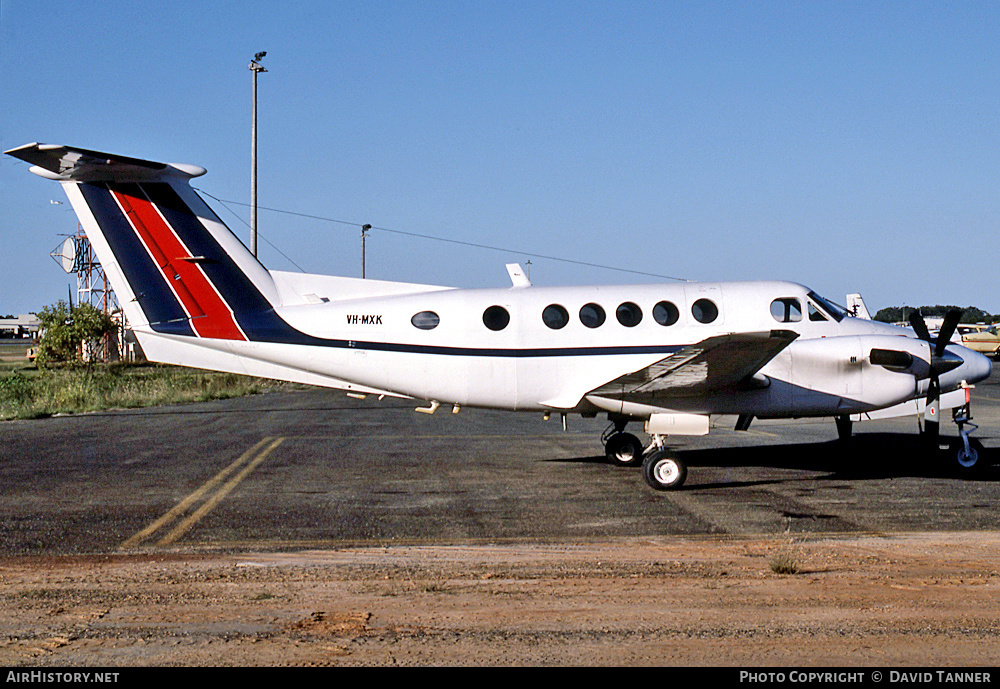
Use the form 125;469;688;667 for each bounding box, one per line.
50;225;122;360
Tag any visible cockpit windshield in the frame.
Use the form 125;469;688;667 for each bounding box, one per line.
807;291;849;322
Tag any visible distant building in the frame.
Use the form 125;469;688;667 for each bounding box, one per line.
0;314;40;339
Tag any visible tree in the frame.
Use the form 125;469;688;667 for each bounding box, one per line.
873;305;999;324
35;300;116;366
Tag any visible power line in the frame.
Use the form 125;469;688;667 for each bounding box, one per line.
195;188;689;282
199;190;307;272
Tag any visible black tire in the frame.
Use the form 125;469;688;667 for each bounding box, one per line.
605;432;645;467
641;450;687;490
953;437;985;476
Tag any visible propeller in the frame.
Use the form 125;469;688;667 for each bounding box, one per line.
933;310;962;360
908;309;964;444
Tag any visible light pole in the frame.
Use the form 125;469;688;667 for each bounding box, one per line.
249;51;267;257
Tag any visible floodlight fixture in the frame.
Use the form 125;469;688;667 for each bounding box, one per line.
249;51;267;256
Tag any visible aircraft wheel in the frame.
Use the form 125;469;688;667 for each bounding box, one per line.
605;432;645;467
642;450;687;491
953;437;985;476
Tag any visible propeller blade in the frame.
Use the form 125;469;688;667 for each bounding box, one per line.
909;311;931;342
906;309;963;447
934;309;963;358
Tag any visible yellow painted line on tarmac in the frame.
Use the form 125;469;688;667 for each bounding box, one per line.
736;429;780;438
119;436;284;550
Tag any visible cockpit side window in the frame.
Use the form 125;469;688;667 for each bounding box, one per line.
806;291;848;322
807;302;828;322
770;298;802;323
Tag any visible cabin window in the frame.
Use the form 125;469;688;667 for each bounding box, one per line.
483;305;510;331
616;302;643;327
653;301;679;326
579;303;606;328
770;298;802;323
691;298;718;324
411;311;440;330
542;304;570;329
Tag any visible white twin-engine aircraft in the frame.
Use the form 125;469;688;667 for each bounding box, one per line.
7;143;993;490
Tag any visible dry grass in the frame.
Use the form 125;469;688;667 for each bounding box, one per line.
0;363;296;420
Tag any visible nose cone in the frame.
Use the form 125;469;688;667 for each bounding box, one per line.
966;347;993;384
944;344;993;387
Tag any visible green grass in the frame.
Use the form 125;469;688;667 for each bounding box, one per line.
0;362;299;420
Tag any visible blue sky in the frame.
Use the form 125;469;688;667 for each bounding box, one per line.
2;1;998;316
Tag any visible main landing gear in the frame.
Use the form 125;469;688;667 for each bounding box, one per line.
640;436;687;491
602;420;644;467
602;419;687;490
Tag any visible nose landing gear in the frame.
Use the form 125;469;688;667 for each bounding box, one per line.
921;389;987;476
951;403;985;476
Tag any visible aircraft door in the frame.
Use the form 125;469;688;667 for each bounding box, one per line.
683;284;724;326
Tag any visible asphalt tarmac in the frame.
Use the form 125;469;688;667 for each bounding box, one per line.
2;369;999;556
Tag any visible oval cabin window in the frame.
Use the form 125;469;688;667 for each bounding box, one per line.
653;301;679;326
542;304;570;329
691;299;718;324
483;305;510;331
411;311;440;330
579;303;606;328
616;302;643;327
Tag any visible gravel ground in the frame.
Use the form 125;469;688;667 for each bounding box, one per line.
2;531;999;667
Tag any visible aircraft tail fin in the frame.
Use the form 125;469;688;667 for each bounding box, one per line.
6;143;281;341
846;293;872;320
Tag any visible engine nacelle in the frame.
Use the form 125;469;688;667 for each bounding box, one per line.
784;335;924;415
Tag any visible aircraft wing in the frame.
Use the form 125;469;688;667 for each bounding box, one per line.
588;329;799;400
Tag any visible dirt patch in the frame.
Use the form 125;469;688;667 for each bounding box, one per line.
2;532;999;666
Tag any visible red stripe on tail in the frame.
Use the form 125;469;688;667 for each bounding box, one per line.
111;185;246;340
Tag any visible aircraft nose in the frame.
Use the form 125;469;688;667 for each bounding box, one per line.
953;345;993;385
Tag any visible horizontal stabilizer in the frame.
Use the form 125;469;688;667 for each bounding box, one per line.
4;143;205;182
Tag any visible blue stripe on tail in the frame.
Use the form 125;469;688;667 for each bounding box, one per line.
79;183;196;337
139;182;325;344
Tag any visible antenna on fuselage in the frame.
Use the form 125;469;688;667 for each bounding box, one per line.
361;224;371;279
